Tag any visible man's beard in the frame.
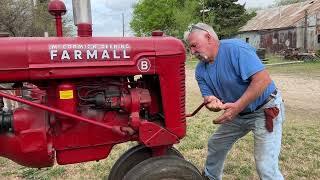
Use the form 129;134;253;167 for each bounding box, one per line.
194;52;209;62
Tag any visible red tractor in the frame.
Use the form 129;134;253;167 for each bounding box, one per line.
0;0;203;179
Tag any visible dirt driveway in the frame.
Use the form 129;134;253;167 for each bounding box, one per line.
186;68;320;116
0;66;318;180
272;74;320;113
185;66;320;179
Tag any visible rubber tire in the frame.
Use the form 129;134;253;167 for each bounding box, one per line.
107;145;183;180
123;155;203;180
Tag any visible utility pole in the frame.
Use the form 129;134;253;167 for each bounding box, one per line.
202;0;205;22
122;13;125;37
200;0;210;23
304;10;308;52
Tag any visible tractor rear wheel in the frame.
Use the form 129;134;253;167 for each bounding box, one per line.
123;155;203;180
107;144;183;180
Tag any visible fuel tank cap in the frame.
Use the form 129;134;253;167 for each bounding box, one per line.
152;30;164;37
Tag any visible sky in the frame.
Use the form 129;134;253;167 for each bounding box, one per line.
237;0;275;8
64;0;136;37
63;0;275;37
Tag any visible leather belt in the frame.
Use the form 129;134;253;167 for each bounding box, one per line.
239;89;277;116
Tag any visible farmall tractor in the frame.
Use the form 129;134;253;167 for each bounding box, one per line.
0;0;205;179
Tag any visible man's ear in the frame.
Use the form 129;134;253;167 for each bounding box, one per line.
206;32;211;40
206;32;213;43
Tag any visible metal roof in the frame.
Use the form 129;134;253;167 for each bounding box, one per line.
239;0;320;32
0;32;10;37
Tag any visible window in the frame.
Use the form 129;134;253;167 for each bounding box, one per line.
318;34;320;43
246;37;249;43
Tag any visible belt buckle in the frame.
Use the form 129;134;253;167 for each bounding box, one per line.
239;111;253;116
239;89;277;116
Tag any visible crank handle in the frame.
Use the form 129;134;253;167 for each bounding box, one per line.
185;102;208;118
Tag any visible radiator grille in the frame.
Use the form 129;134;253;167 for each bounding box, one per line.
179;61;186;122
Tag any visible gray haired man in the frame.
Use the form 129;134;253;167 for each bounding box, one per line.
184;23;285;180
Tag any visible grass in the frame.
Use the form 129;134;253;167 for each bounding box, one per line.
0;60;319;179
187;54;298;68
264;54;293;64
183;59;320;179
267;61;320;75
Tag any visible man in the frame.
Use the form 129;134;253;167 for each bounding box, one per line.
184;23;285;180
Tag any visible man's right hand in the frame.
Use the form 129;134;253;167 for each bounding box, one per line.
204;96;223;112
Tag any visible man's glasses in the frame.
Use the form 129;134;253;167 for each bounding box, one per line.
188;25;209;33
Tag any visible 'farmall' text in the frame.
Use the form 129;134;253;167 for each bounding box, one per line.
49;44;131;61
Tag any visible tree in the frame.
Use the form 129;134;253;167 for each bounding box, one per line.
130;0;255;39
32;1;74;37
130;0;178;37
204;0;256;38
0;0;74;37
32;0;56;37
0;0;34;36
130;0;201;38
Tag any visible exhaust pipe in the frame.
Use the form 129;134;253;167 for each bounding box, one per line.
72;0;93;37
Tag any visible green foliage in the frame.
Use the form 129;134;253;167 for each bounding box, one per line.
172;0;200;39
130;0;255;39
204;0;256;38
130;0;178;37
18;166;66;180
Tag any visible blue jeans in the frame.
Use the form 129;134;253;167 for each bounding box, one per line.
204;92;285;180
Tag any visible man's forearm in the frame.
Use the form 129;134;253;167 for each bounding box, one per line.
236;70;272;111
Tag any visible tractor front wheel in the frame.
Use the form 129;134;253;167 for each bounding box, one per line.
107;145;183;180
123;155;203;180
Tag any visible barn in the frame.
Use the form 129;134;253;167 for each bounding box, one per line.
236;0;320;53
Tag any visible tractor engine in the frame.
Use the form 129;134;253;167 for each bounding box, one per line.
0;12;186;170
0;34;186;167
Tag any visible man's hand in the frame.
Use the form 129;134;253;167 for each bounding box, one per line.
204;96;223;112
213;102;243;124
213;70;272;124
